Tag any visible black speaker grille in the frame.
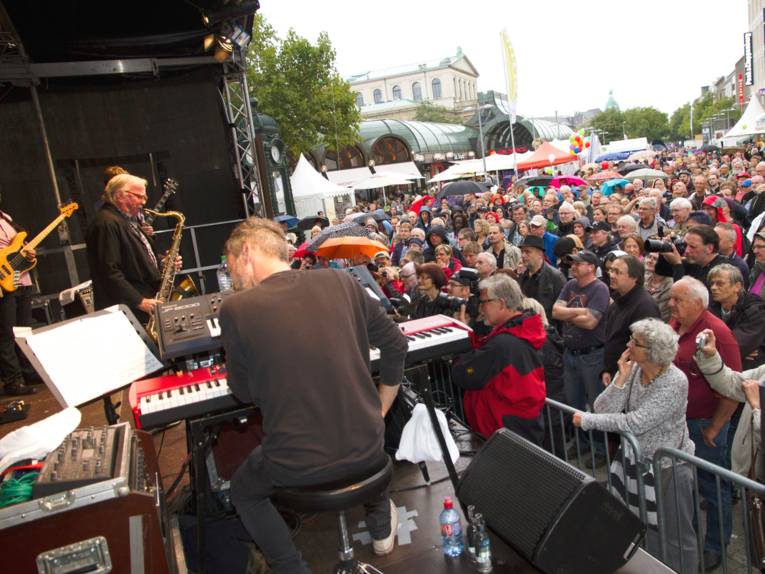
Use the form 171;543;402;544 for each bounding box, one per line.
457;429;592;558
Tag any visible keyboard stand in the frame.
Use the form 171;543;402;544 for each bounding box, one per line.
186;405;258;574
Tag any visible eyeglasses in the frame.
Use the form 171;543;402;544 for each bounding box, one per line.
123;189;148;201
478;298;497;305
628;336;649;349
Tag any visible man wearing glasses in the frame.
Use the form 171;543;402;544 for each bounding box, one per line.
86;174;161;323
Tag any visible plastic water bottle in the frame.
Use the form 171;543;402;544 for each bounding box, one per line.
216;256;232;292
474;513;493;572
465;504;478;560
439;496;464;557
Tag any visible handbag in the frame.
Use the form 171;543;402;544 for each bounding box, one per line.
746;422;765;567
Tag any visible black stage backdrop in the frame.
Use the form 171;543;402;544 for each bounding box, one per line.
0;67;244;296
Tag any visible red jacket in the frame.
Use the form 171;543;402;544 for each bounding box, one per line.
452;312;547;437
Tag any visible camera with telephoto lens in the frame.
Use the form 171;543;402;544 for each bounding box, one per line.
435;293;468;312
644;237;686;254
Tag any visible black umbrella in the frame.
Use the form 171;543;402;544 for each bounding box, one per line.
437;180;489;199
305;222;372;251
516;175;553;187
297;216;329;231
352;209;389;224
700;143;720;153
617;164;645;175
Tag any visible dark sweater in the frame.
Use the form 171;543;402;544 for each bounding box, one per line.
602;285;662;377
219;269;408;481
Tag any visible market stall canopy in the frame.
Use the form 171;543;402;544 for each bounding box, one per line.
723;96;765;140
290;155;351;199
327;161;421;187
353;172;414;190
516;142;578;171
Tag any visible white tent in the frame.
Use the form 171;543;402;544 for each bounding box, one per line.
327;161;423;187
723;96;765;141
602;137;649;154
290;155;354;220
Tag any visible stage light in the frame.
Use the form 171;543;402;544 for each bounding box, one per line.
213;37;234;62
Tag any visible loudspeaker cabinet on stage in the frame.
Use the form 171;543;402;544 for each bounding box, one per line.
0;424;180;574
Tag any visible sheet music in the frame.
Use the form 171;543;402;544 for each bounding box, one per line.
21;310;162;407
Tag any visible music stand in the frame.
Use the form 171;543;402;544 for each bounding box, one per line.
15;305;165;422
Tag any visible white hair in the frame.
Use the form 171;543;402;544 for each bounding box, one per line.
670;197;692;210
630;318;679;366
675;276;709;308
479;274;522;309
476;252;497;271
616;215;638;231
638;197;657;209
559;201;576;214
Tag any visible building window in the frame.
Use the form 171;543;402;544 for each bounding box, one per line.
432;78;442;99
371;136;411;165
373;88;382;104
325;145;365;171
392;85;401;100
355;92;364;107
412;82;422;102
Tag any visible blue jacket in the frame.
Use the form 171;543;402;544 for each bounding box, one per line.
543;232;559;267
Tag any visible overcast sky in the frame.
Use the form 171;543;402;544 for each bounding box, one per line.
259;0;748;118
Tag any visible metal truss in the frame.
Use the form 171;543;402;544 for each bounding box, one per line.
220;56;264;217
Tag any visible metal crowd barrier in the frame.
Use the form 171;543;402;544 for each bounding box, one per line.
544;398;765;573
654;447;765;574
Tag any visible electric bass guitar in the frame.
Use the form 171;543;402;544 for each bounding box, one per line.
143;178;178;226
0;203;79;294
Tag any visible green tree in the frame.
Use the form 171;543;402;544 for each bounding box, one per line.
668;95;741;141
622;107;668;141
669;103;691;141
414;102;463;124
589;108;624;144
245;15;360;158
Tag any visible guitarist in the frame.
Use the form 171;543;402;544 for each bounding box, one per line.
0;197;39;396
86;174;162;324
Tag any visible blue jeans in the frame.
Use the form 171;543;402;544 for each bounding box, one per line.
563;347;605;411
687;418;732;555
563;347;605;452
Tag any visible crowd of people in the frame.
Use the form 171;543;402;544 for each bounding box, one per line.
288;143;765;572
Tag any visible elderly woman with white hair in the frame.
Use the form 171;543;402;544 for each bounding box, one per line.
573;318;697;573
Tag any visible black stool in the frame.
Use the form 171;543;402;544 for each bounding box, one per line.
273;456;394;574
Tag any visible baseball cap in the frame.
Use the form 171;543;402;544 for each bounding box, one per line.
408;237;425;247
588;221;611;233
569;250;600;266
742;179;753;188
374;251;390;260
529;214;547;227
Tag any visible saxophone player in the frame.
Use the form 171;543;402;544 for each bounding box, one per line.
86;174;176;323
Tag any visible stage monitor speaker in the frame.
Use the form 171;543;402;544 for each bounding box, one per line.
457;429;644;574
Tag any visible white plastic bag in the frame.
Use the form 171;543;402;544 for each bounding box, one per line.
0;407;81;473
395;403;459;464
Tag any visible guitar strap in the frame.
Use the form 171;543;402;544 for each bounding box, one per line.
0;210;24;233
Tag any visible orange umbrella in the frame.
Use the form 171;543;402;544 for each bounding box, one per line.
588;170;623;181
315;236;389;260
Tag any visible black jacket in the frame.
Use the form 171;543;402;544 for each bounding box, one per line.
710;292;765;370
86;203;161;322
603;285;661;377
655;252;727;289
519;263;566;324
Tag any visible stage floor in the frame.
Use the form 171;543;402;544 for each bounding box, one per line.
0;385;679;573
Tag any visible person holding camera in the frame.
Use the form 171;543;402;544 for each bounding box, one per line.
410;263;448;319
446;269;481;330
668;277;741;569
653;224;727;290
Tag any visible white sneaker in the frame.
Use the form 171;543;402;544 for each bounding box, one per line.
372;499;398;556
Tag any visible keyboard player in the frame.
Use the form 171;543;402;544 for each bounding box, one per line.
219;217;408;573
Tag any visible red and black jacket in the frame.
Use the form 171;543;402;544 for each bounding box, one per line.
451;312;547;437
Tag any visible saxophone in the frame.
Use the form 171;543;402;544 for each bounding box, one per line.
144;209;195;341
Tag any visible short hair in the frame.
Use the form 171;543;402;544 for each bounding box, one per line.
404;250;425;265
558;201;576;214
686;224;719;252
608;205;624;215
521;297;549;327
103;165;128;186
615;254;645;286
458;228;477;241
417;262;447;289
675;276;709;308
226;217;289;262
616;215;638;231
398;221;412;230
638;197;657;210
630;318;679;366
512;204;527;213
621;233;645;256
104;173;148;203
708;263;744;286
434;244;452;257
479;274;523;309
411;228;426;241
670;197;692;211
462;241;482;256
476;252;498;271
714;222;737;242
